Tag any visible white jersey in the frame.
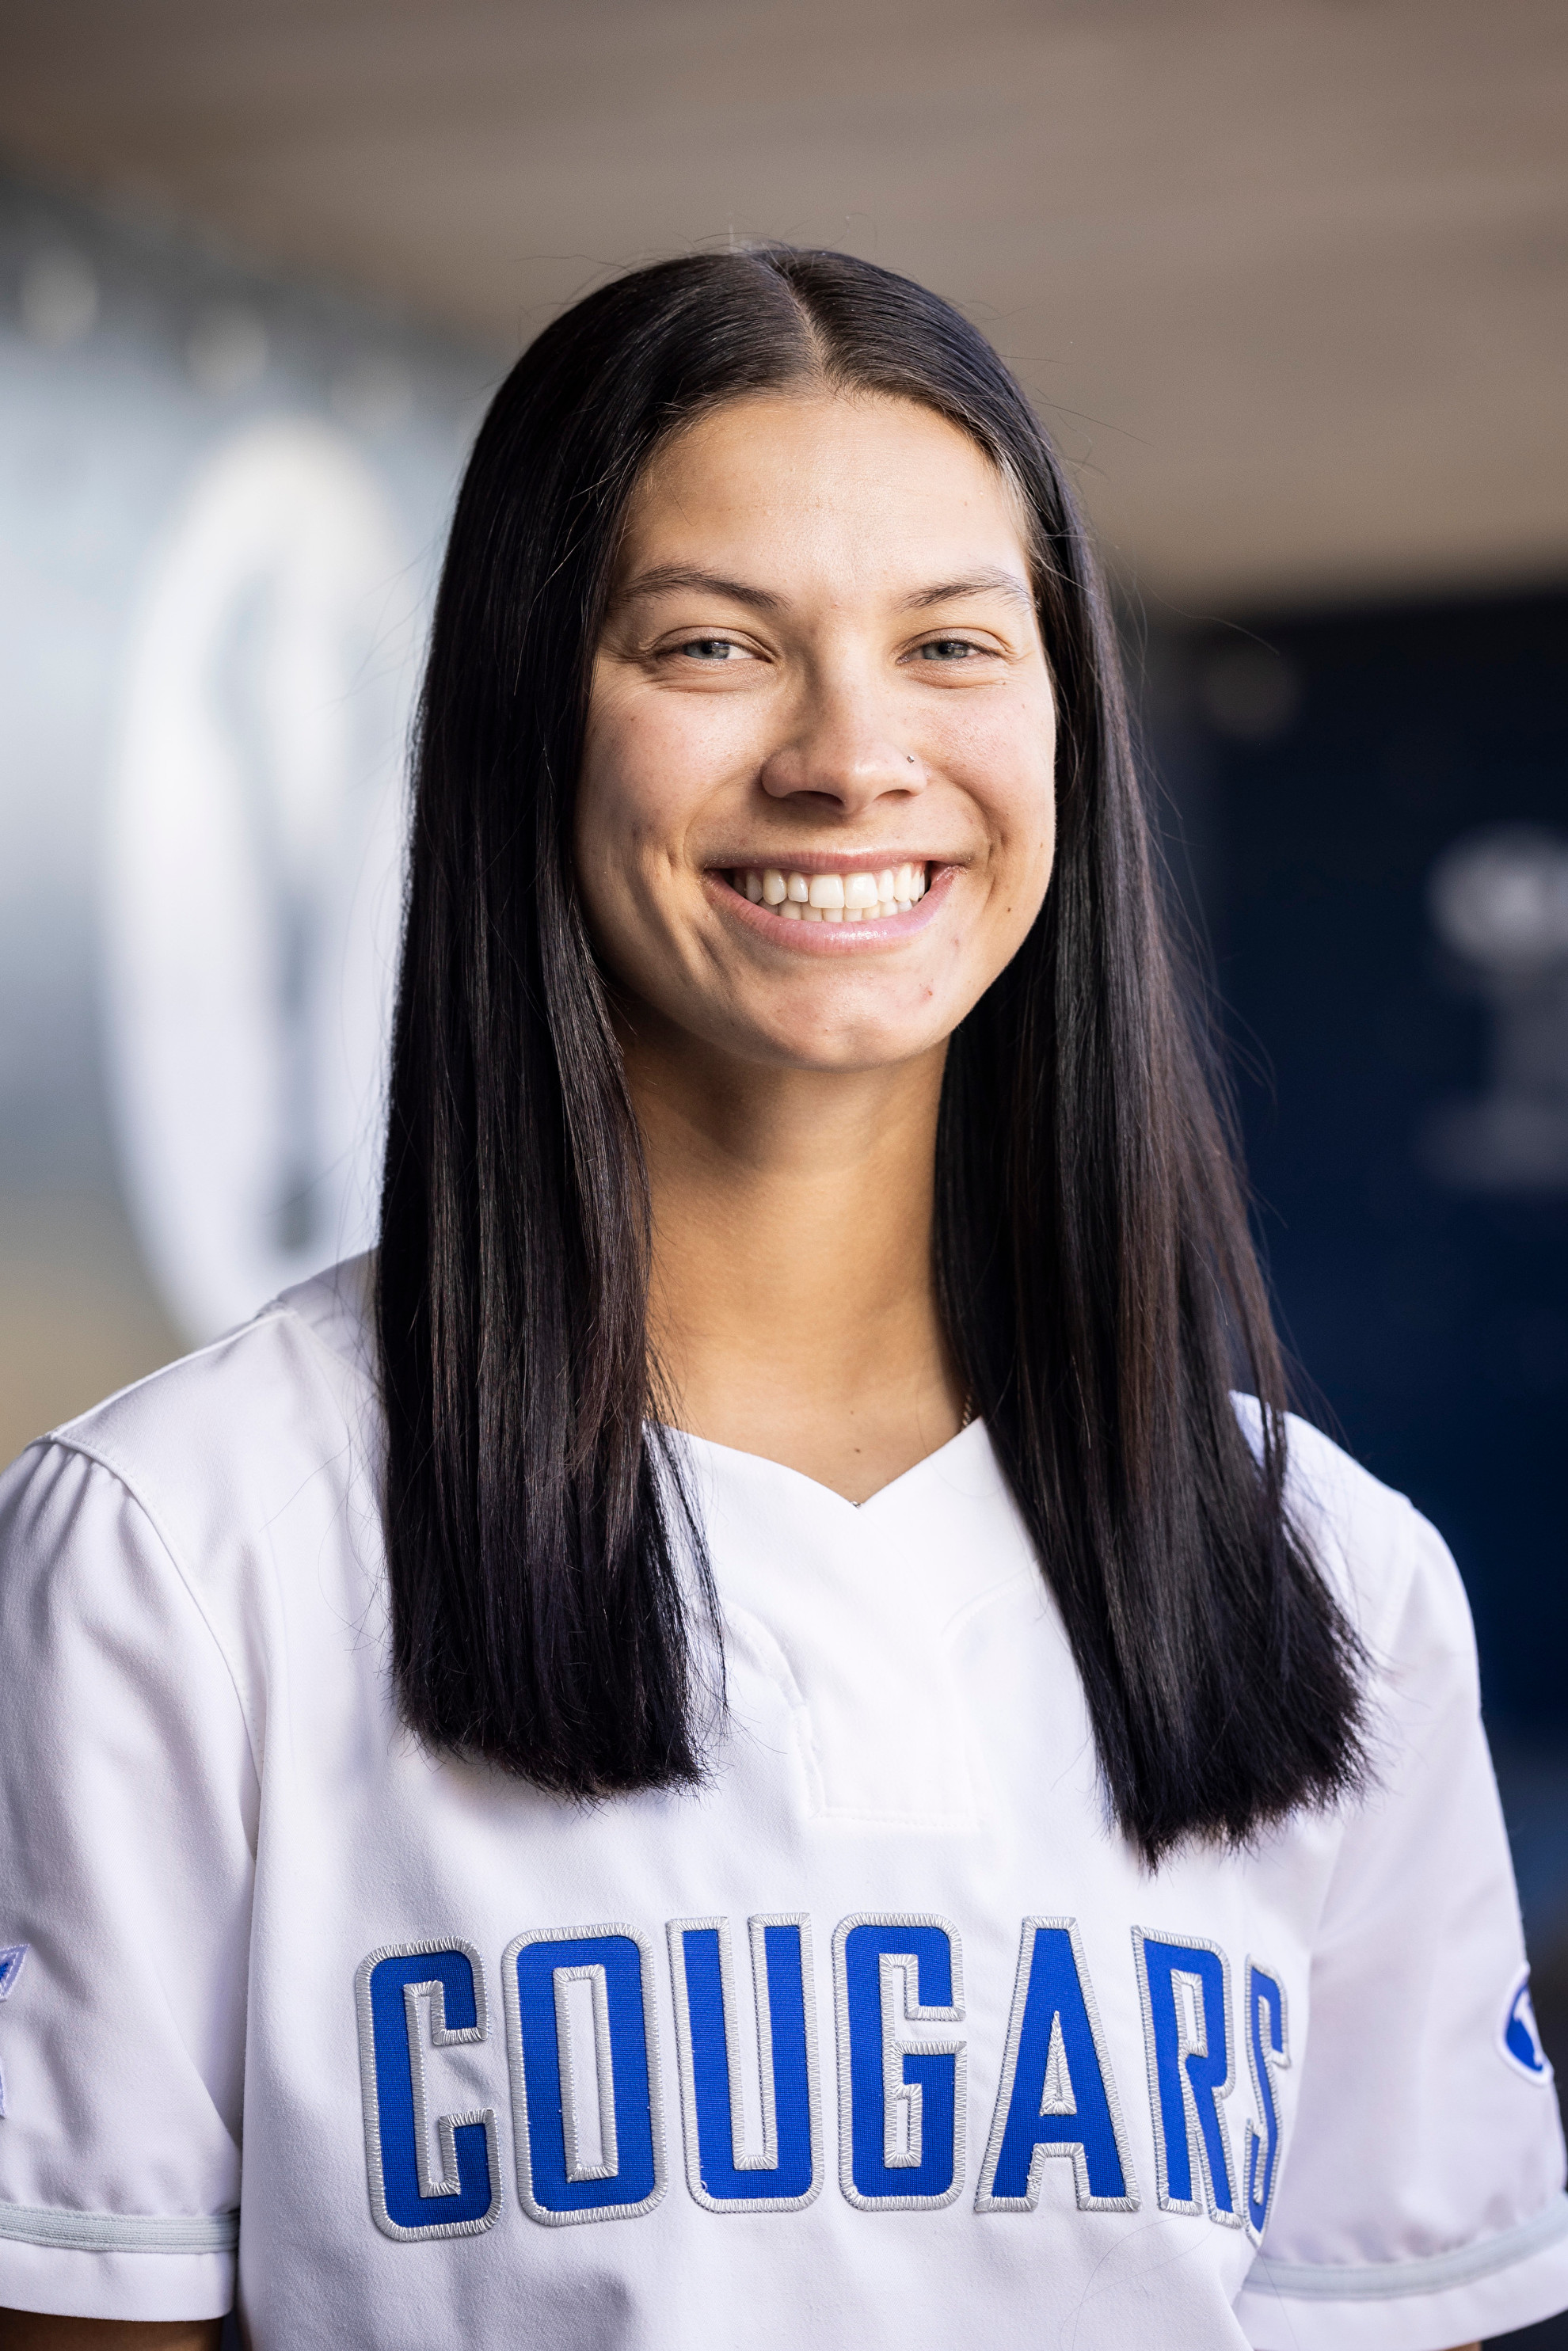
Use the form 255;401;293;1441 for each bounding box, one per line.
0;1257;1564;2349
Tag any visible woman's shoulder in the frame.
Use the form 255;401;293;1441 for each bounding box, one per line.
2;1252;382;1565
1236;1394;1474;1676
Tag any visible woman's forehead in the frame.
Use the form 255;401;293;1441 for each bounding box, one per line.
615;389;1031;603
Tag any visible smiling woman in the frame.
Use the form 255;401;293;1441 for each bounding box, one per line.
573;390;1056;1501
0;251;1557;2351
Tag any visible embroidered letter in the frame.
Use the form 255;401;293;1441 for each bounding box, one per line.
976;1918;1138;2214
668;1916;822;2212
833;1914;965;2210
1132;1928;1239;2227
504;1924;666;2224
354;1940;500;2240
1243;1960;1289;2239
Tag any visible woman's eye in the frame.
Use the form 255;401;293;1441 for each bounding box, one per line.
674;637;741;662
915;637;985;661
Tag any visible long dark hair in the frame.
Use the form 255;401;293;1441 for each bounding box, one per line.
377;245;1364;1865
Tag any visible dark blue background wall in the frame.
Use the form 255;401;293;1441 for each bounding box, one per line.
1179;588;1568;1739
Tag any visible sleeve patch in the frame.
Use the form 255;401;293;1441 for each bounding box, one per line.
0;1943;29;2117
1499;1966;1554;2083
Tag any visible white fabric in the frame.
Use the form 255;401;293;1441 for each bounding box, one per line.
0;1255;1562;2346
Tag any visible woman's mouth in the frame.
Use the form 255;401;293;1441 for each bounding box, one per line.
723;862;931;923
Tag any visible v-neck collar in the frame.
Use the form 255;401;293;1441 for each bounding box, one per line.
664;1415;994;1515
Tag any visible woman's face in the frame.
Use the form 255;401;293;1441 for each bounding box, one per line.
577;390;1056;1073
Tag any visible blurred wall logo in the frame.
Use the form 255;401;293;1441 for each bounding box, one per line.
104;417;414;1342
1421;825;1568;1194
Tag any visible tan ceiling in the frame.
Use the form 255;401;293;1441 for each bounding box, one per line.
2;0;1565;609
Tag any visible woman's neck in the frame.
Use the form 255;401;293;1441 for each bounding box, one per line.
622;1010;966;1503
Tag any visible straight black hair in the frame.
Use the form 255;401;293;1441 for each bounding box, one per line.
377;245;1364;1865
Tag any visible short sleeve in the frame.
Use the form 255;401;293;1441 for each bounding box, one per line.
0;1438;257;2321
1238;1507;1568;2349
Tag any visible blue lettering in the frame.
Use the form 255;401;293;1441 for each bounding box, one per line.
505;1926;665;2223
977;1919;1137;2212
834;1915;965;2209
668;1915;820;2210
355;1940;499;2240
1134;1930;1238;2224
1243;1962;1288;2239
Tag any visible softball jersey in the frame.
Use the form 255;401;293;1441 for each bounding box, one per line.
0;1255;1564;2349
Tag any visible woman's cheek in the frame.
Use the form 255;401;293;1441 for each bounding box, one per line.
605;697;755;827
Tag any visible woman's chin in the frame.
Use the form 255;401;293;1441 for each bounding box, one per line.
702;1003;953;1078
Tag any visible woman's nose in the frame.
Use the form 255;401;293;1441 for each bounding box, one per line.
757;674;925;814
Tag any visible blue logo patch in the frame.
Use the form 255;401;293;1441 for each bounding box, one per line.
1499;1969;1552;2083
0;1942;26;2115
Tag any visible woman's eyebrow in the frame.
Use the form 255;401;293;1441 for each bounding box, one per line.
900;567;1035;615
615;563;786;613
615;563;1034;618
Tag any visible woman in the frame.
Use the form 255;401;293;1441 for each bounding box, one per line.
0;248;1558;2349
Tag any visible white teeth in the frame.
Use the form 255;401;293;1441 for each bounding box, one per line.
734;863;930;919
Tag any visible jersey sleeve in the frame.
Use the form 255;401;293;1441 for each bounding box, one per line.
0;1436;257;2322
1237;1503;1568;2350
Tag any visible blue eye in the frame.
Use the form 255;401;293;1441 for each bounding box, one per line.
681;637;734;660
920;638;977;660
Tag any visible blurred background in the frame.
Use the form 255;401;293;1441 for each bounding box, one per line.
0;2;1564;2321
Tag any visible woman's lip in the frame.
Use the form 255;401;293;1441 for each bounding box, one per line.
704;852;951;877
702;861;959;949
